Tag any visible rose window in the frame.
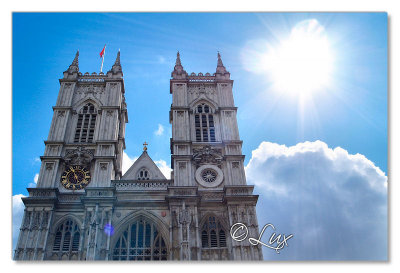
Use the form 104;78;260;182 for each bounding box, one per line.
201;169;218;183
195;164;224;187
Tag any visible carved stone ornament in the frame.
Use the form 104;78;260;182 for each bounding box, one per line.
192;145;223;166
63;146;94;167
188;84;215;96
75;84;105;96
45;162;54;170
179;208;191;226
232;162;240;168
100;162;108;170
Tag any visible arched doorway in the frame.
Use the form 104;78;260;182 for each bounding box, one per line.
112;216;168;261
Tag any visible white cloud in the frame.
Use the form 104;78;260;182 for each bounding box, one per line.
158;56;166;64
28;173;39;188
154;159;172;179
154;124;164;136
122;151;138;175
12;194;26;252
246;140;387;260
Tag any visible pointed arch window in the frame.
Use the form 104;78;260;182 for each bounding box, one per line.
195;103;216;142
74;103;97;143
112;217;168;260
52;219;81;253
201;216;227;248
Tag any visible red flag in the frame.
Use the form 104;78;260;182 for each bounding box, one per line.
100;45;106;58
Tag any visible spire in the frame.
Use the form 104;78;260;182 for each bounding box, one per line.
143;141;148;152
67;50;79;73
110;50;122;75
217;51;224;67
175;51;182;66
114;50;121;66
171;51;187;79
216;51;229;78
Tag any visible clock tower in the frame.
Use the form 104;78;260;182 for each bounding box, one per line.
14;51;128;260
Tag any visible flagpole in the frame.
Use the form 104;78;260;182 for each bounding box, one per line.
100;44;106;73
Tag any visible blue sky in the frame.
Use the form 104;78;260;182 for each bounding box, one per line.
12;13;387;260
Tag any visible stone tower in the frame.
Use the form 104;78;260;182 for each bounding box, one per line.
14;51;128;260
168;52;263;260
14;51;262;261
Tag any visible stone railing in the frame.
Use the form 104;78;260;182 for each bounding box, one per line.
77;72;106;82
188;72;215;82
113;180;172;190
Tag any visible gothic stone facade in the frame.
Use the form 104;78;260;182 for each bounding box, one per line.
14;51;263;261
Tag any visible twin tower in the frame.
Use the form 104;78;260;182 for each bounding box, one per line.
14;51;263;261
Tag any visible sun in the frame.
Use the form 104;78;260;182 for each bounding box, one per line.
262;19;334;96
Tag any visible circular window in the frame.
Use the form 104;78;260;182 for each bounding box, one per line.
195;165;223;188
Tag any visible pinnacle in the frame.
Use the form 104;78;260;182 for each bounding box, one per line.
217;51;224;67
175;51;182;66
67;50;79;73
114;50;121;66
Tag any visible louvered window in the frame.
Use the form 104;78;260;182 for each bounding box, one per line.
201;216;227;249
52;219;81;254
53;231;62;251
194;103;216;142
74;103;97;143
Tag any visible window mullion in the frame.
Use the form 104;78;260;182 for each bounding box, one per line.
79;114;85;142
200;114;203;141
206;114;210;142
119;235;122;261
127;224;131;260
86;114;92;142
68;230;73;253
59;225;66;255
217;228;220;248
136;220;139;260
142;220;146;261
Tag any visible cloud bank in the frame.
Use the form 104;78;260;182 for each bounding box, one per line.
12;194;26;252
122;151;138;175
245;140;387;260
154;159;172;179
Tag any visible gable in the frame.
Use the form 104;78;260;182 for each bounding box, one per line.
121;152;167;180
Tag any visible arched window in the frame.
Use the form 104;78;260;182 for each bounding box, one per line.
137;168;150;180
201;216;227;248
195;103;216;142
74;103;97;143
52;219;81;253
112;217;168;261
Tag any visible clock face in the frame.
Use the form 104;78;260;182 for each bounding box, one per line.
61;165;91;190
